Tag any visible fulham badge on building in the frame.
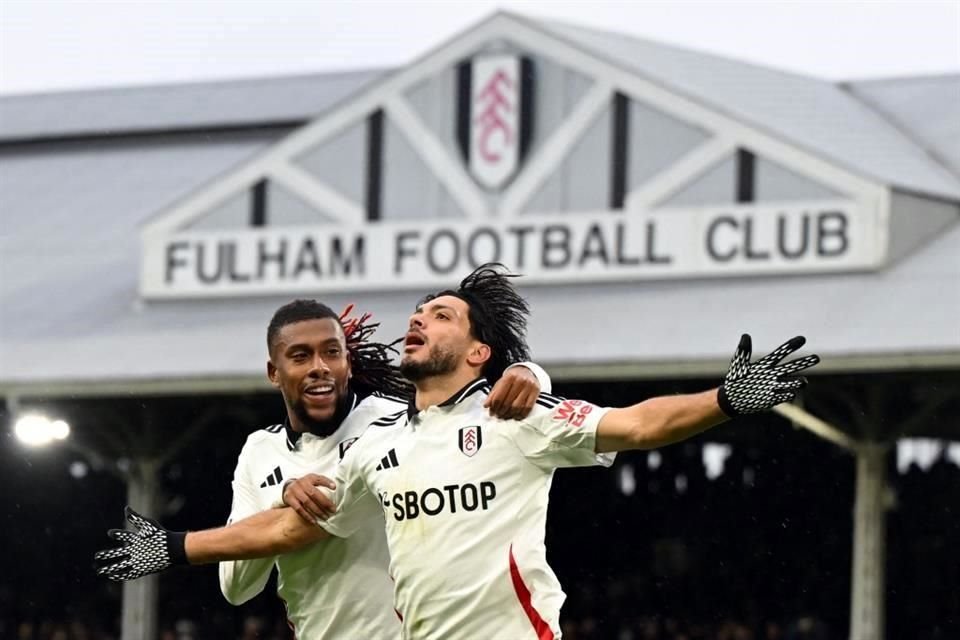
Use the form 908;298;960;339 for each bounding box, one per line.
457;54;534;190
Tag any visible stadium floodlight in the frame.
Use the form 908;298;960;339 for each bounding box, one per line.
13;414;71;447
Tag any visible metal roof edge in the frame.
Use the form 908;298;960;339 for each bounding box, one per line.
4;351;958;400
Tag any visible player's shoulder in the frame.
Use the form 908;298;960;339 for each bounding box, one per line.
535;391;565;409
245;422;287;444
357;391;408;415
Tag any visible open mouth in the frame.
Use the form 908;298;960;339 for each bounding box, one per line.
303;382;335;402
404;332;426;352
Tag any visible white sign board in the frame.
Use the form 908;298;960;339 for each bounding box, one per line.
140;200;882;299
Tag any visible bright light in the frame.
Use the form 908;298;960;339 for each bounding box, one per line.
50;420;70;440
13;414;71;447
702;443;733;480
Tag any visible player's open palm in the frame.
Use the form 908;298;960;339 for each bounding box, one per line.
718;334;820;416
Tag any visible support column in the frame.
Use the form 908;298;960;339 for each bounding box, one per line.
849;443;888;640
122;459;160;640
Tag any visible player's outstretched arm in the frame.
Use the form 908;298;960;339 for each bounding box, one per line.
595;334;819;453
95;505;330;582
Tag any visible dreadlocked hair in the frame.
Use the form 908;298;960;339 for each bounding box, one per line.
419;263;531;383
339;304;413;401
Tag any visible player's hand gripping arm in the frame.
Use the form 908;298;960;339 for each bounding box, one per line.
219;449;319;604
595;335;819;452
95;505;330;582
484;361;551;420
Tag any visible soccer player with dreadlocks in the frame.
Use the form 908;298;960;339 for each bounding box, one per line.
98;266;819;640
97;298;551;639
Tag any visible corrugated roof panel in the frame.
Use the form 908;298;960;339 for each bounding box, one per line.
529;16;960;200
0;69;386;141
845;74;960;179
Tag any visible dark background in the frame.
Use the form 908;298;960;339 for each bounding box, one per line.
2;375;957;639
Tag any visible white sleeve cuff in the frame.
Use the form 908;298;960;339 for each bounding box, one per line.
268;478;295;510
506;361;552;393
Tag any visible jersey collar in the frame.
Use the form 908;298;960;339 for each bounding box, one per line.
284;390;358;450
406;376;489;421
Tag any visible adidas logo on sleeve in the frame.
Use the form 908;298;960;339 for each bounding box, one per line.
259;466;284;488
375;449;400;471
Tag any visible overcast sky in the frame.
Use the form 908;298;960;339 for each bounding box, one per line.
1;0;957;95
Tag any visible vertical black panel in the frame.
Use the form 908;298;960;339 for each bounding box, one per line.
610;92;630;210
251;178;267;227
519;56;535;161
365;109;384;222
456;61;472;162
736;148;755;203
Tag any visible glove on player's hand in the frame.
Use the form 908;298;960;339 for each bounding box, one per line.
717;334;820;417
94;506;187;582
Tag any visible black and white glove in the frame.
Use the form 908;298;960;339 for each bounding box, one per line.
717;334;820;417
94;506;188;582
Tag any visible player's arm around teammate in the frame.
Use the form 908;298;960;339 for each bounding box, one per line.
95;364;549;579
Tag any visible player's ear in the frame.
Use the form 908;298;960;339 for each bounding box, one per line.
467;342;491;368
267;359;281;388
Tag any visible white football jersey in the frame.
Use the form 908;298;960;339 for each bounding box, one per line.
321;378;613;640
219;391;405;640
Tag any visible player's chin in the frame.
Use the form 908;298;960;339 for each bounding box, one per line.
303;395;338;419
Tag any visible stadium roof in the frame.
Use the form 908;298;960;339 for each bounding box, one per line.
2;11;958;403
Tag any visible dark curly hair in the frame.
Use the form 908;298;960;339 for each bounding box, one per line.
417;263;531;383
267;299;411;400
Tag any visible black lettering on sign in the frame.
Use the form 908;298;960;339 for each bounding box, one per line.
226;243;251;282
777;214;809;260
578;223;609;267
615;222;641;266
197;242;225;283
427;229;460;274
817;211;849;257
293;237;321;278
542;225;571;268
165;241;189;284
257;238;287;279
506;226;534;269
466;227;501;268
706;216;738;262
743;218;770;261
330;235;365;276
645;221;672;264
395;231;419;274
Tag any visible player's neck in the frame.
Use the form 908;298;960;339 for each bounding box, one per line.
413;368;481;411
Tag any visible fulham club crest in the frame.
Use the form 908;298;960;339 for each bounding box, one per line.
338;437;359;461
458;425;483;457
457;54;534;190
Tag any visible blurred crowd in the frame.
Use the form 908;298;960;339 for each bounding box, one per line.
5;435;956;640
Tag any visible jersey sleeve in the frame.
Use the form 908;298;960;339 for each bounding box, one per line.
318;445;382;539
219;442;276;605
505;361;553;393
512;395;616;470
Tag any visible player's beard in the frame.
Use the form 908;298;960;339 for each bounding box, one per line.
290;389;353;438
400;343;458;382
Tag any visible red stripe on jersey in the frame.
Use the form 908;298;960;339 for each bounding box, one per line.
508;545;555;640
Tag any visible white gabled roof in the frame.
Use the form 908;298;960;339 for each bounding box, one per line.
2;11;959;400
528;14;960;201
